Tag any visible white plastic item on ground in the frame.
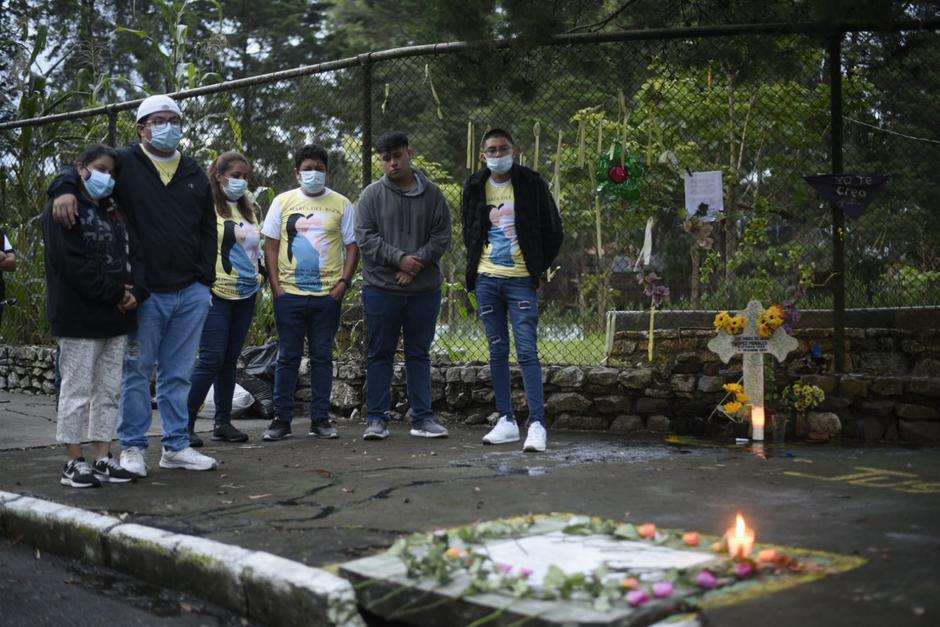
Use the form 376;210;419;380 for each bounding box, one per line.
198;383;254;419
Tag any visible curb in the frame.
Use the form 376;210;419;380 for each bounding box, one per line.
0;490;365;627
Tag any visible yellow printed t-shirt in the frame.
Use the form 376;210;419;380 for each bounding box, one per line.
213;203;262;300
477;178;528;277
144;150;181;186
260;188;356;296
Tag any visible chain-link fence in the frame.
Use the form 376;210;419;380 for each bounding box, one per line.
1;24;938;366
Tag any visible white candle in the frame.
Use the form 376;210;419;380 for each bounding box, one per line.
751;406;765;441
727;513;755;559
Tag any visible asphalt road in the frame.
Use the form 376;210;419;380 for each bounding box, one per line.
1;392;938;626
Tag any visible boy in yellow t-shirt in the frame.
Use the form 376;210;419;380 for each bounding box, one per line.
260;144;359;441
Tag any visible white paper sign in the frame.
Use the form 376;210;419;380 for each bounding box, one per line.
482;532;714;586
684;170;724;221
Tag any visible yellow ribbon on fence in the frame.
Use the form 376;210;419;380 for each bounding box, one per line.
551;130;562;206
533;121;541;170
648;305;656;362
424;64;443;120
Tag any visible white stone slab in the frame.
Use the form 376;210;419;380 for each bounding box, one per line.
480;532;714;586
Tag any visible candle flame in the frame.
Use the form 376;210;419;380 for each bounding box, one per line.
735;513;746;537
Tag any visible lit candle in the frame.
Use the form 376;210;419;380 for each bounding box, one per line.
751;406;765;441
727;513;755;559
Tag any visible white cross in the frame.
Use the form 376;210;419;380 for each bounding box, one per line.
707;300;798;440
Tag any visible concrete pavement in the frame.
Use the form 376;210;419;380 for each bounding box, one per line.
0;390;938;626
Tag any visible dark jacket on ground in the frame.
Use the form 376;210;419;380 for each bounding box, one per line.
461;163;564;291
42;193;148;338
48;144;216;292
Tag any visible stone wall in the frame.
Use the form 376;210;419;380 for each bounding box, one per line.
3;320;938;442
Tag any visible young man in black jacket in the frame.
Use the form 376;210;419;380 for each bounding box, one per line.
461;128;563;452
48;95;218;476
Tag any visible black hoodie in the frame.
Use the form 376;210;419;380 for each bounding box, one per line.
48;143;216;292
42;191;148;339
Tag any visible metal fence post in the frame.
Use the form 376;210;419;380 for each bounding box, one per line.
360;54;373;189
828;31;846;374
107;108;117;147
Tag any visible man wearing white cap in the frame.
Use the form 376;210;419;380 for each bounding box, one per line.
49;94;218;475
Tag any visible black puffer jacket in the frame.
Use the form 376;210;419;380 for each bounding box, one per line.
461;164;563;291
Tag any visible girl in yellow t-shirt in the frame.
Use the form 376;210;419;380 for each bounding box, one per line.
186;151;263;445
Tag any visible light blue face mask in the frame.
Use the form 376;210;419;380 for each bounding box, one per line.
223;177;248;201
300;170;326;195
83;168;115;200
486;155;514;175
150;123;182;151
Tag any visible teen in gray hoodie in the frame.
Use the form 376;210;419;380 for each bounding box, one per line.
355;131;451;441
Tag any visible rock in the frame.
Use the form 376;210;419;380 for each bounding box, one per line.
336;362;364;380
869;377;903;396
463;411;491;426
393;364;405;384
635;397;669;414
820;396;852;410
460;367;477;384
430;367;445;384
511;390;529;416
471;388;494;404
899;420;940;442
854;399;895;417
553;414;609;430
797;411;841;437
647;415;671;433
330;381;361;410
855;417;886;442
702;362;721;376
477;366;491;383
670;374;697;393
585;367;621;387
551;366;585;388
619;368;654;390
859;351;908;374
908;378;940;398
697;375;725;393
298;357;310;378
643;387;673;399
445;382;470;408
671;353;702;374
544;392;592;414
911;358;940;377
431;382;445;402
445;367;462;383
608;414;644;433
672;399;712;418
895;403;940;420
839;375;869;398
800;374;837;394
593;395;630;414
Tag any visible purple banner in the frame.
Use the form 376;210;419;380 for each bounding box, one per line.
803;173;890;220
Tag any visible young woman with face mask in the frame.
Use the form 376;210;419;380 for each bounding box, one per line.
42;143;148;488
186;151;263;446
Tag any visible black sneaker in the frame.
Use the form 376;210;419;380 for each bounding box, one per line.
213;423;249;442
309;419;338;439
188;430;204;448
93;453;137;483
61;458;101;488
262;419;292;441
362;418;389;440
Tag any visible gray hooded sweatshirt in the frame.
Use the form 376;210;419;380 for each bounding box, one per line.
355;169;452;293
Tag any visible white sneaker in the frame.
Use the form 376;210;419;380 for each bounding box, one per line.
523;422;548;452
482;416;520;445
119;446;149;478
159;447;217;471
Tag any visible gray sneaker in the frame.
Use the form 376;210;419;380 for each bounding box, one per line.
309;418;338;439
410;418;449;438
362;418;389;440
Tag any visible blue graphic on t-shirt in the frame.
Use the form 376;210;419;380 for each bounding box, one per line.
291;235;322;292
488;225;514;267
230;244;258;297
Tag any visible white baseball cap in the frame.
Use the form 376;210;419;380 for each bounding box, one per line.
135;94;182;122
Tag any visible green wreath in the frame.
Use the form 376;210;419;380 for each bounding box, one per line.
596;142;644;202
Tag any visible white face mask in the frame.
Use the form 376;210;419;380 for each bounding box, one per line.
300;170;326;195
223;177;248;201
486;155;514;175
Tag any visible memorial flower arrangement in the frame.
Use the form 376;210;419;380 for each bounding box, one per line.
781;383;825;414
713;311;747;335
379;514;830;619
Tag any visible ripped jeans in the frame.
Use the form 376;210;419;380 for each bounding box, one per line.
475;275;545;424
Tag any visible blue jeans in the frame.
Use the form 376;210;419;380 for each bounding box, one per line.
475;276;545;424
363;286;441;424
273;293;341;423
119;282;212;451
187;293;257;426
